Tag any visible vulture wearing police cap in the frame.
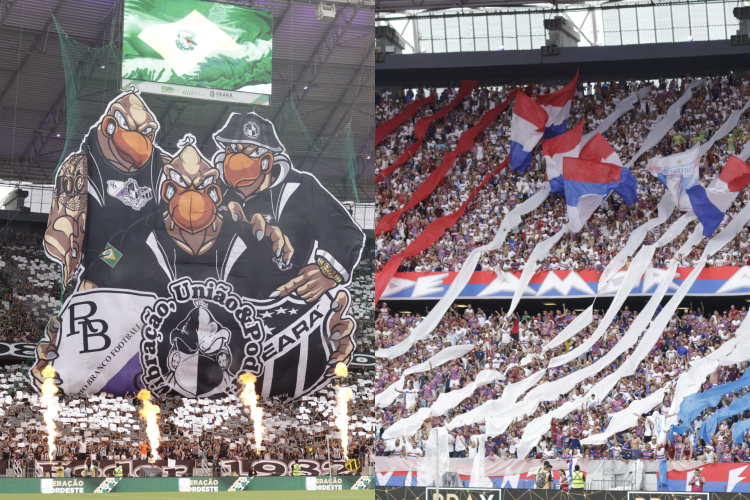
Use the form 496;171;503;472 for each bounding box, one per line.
212;112;365;380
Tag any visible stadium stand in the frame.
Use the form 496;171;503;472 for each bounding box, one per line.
375;75;750;275
0;219;376;475
0;361;374;471
374;70;750;489
375;305;747;460
0;230;60;343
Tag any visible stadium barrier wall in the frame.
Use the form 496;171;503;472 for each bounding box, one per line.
376;488;744;500
0;475;372;493
376;459;750;491
379;266;750;299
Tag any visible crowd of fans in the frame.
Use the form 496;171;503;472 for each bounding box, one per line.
0;223;377;474
375;73;750;275
0;363;375;471
0;229;60;343
375;302;750;462
374;73;750;465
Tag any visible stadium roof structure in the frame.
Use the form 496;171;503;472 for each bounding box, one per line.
376;0;596;13
0;0;375;202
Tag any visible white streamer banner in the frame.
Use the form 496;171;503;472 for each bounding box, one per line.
376;344;474;408
376;185;552;359
626;80;704;168
548;244;655;369
699;98;750;156
586;259;681;404
469;435;493;488
543;305;594;351
658;305;750;443
582;86;653;146
447;370;546;430
599;195;675;286
430;369;506;417
655;211;697;247
382;408;433;440
581;389;666;445
507;225;568;317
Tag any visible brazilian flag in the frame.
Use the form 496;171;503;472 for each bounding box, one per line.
122;0;272;92
99;243;123;268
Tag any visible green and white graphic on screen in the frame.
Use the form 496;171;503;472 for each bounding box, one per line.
122;0;271;94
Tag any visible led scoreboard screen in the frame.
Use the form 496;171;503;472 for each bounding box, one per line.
122;0;272;104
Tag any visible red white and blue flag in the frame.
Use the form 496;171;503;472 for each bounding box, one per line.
563;157;638;232
537;71;578;139
510;92;549;173
687;154;750;236
648;144;701;211
543;120;583;194
579;133;622;166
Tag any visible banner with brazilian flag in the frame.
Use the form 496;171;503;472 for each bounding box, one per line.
122;0;272;104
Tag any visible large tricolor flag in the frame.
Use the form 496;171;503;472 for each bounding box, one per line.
686;155;750;236
579;132;638;209
648;144;701;211
579;133;622;166
563;157;638;232
537;71;579;139
510;92;549;173
543;120;583;194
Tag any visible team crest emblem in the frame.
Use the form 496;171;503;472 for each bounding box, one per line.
175;30;197;51
243;121;260;140
139;277;264;399
106;178;152;211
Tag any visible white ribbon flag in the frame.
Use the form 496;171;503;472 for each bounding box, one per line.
376;185;552;359
375;344;474;408
582;389;666;445
542;305;594;352
582;86;653;146
548;244;655;369
599;195;675;287
626;79;704;168
506;224;568;317
699;98;750;156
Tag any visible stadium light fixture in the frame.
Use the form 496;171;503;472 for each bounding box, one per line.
304;85;309;90
543;302;556;306
101;64;106;69
687;34;694;41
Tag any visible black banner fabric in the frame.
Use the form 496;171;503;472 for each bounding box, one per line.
0;342;35;359
32;88;365;399
34;459;192;477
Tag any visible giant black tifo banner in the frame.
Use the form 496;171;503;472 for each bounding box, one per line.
34;459;193;477
221;458;364;476
31;87;364;399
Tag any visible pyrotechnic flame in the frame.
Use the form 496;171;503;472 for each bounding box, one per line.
238;373;264;449
40;365;59;459
137;389;161;459
334;362;348;378
335;386;354;459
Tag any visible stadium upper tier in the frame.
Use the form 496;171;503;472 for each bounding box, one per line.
375;75;750;277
